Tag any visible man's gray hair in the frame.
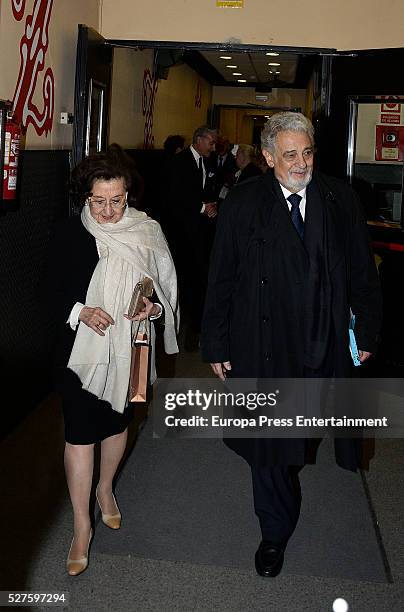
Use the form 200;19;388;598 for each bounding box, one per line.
261;112;314;153
193;125;218;144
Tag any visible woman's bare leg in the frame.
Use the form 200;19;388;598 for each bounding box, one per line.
64;442;94;558
97;429;128;513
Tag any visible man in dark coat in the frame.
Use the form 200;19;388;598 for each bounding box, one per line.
208;136;238;202
167;126;218;349
200;112;382;577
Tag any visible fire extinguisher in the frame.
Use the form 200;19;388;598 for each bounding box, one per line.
3;112;21;200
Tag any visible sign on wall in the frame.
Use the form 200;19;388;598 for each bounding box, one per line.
375;124;404;161
380;95;401;125
216;1;244;8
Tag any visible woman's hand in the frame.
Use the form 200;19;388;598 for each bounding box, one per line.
79;306;115;336
124;297;161;321
210;361;232;381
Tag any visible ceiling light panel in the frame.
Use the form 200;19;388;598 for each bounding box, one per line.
200;51;298;85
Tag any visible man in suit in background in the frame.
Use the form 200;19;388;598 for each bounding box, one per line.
167;125;218;350
201;112;382;577
209;136;238;203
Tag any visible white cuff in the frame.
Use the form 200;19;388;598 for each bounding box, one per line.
149;303;163;321
67;302;85;330
200;202;206;214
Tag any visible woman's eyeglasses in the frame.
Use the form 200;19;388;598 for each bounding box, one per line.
87;194;127;210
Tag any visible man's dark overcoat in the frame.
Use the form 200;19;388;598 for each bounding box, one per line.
201;169;382;471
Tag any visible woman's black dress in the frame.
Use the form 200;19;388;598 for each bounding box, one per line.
48;216;133;444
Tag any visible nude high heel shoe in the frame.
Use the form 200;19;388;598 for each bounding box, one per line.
96;487;121;530
66;529;93;576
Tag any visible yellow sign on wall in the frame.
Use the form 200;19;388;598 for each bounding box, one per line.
216;1;244;8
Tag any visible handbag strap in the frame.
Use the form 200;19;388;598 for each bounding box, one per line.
131;314;151;346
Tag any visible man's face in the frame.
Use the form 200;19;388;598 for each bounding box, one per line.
262;130;314;192
216;138;230;156
195;133;216;157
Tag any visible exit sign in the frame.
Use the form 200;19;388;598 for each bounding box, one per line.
217;1;244;7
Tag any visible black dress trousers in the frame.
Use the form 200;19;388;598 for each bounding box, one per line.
251;330;336;545
251;465;302;545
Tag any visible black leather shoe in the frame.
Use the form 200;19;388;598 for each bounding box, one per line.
255;541;284;577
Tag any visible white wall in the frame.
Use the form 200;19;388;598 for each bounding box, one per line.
0;0;101;149
100;0;404;51
109;48;154;148
109;50;212;148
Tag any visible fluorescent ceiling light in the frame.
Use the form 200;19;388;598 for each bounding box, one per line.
233;72;242;76
226;65;237;68
266;52;279;56
268;62;280;66
237;79;247;83
220;56;232;59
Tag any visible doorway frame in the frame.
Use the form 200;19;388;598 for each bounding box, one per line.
101;38;337;147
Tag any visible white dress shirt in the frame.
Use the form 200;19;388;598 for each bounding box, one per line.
190;145;207;214
279;184;307;221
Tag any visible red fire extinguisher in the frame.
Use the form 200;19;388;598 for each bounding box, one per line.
3;112;21;200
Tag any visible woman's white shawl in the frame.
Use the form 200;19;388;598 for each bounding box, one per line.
67;206;179;413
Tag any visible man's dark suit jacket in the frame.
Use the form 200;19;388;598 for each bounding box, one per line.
209;151;238;199
167;147;216;231
166;146;217;263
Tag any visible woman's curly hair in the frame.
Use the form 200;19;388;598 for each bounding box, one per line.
70;144;141;207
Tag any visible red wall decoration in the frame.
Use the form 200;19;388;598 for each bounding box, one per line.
11;0;55;136
142;69;158;149
195;79;202;109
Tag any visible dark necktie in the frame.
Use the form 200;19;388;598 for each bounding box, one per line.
198;156;204;188
218;156;223;168
287;193;304;239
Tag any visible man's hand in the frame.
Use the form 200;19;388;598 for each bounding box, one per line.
210;361;232;381
358;350;372;363
203;202;218;218
79;306;114;336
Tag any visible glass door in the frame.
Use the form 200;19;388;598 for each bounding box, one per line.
347;96;404;230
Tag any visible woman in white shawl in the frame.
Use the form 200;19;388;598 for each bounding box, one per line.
49;146;178;575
